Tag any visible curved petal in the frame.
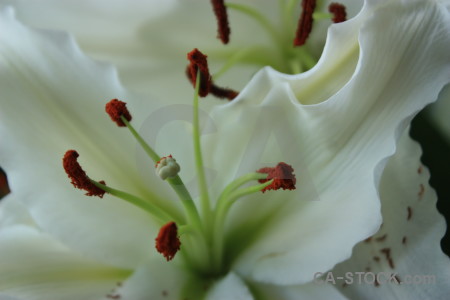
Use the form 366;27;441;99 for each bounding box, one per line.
0;0;176;96
253;281;348;300
0;7;180;268
191;0;450;285
332;131;450;299
0;225;130;300
0;195;37;229
205;273;253;300
110;258;188;300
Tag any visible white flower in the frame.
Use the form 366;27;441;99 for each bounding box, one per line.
0;0;449;299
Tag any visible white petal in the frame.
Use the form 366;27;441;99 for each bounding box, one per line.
254;281;348;300
0;0;176;96
0;8;179;268
205;273;253;300
196;0;450;285
0;225;129;300
332;131;450;299
111;258;188;300
0;195;37;229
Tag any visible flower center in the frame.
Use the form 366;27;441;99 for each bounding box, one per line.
62;84;296;278
209;0;347;79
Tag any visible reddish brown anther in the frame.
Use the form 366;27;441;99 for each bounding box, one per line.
257;162;296;193
294;0;317;46
105;99;132;127
187;49;212;97
186;48;238;100
210;0;230;44
210;84;239;100
62;150;106;198
0;168;10;198
155;221;181;261
328;3;347;23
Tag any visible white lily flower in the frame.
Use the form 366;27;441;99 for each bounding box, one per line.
0;1;449;300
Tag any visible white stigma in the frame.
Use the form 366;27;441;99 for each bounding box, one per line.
156;156;181;180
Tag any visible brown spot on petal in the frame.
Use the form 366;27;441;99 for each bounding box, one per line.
418;184;425;198
364;237;373;243
407;206;412;221
375;234;387;242
402;236;407;245
380;248;395;269
374;278;380;287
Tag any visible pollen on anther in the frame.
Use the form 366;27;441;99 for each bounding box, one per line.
186;48;239;100
294;0;317;47
210;0;231;44
257;162;296;193
106;99;132;127
328;3;347;23
187;49;212;97
62;150;106;198
155;222;181;261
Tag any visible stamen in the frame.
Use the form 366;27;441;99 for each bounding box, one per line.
155;221;181;261
0;168;10;197
294;0;317;47
155;155;181;180
62;150;106;198
210;84;239;100
105;99;132;127
186;48;239;100
328;3;347;23
187;49;212;97
257;162;296;193
210;0;231;44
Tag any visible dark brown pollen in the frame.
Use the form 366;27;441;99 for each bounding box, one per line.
294;0;317;46
187;49;212;97
257;162;296;193
155;222;181;261
328;3;347;23
210;0;230;44
106;99;132;127
62;150;106;198
186;48;238;100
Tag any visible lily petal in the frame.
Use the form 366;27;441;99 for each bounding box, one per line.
205;273;253;300
0;7;176;268
253;281;348;300
0;225;129;300
0;0;176;97
109;258;188;300
193;0;450;285
332;131;450;299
